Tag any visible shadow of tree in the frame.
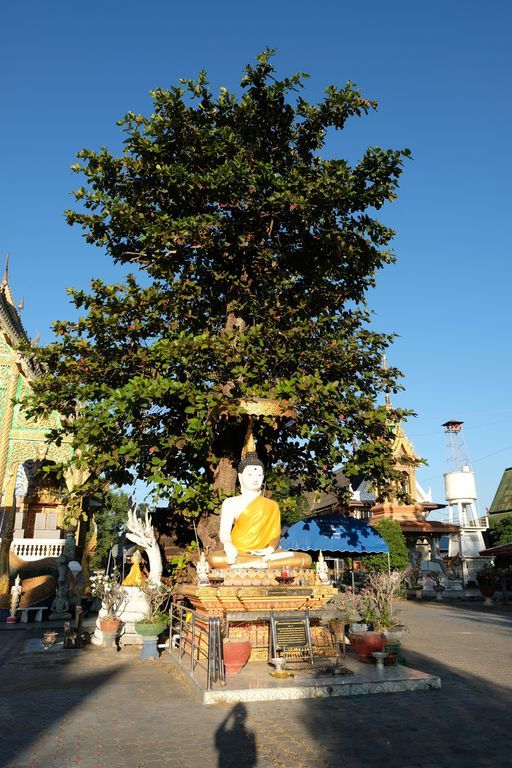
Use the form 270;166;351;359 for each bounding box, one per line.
286;601;512;768
289;648;511;768
1;601;511;768
0;639;122;768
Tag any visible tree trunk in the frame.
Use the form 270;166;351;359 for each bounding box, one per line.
200;308;247;553
196;515;221;554
214;456;238;497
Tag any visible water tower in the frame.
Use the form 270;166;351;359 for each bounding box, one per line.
442;420;488;583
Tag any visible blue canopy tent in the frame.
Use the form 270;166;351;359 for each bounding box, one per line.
281;515;389;554
281;515;390;575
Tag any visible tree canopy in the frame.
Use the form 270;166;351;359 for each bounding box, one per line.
26;50;411;539
89;490;130;570
488;514;512;548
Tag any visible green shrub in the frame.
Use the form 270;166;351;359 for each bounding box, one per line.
366;518;409;572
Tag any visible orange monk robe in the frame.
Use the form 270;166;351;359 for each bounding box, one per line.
231;495;281;552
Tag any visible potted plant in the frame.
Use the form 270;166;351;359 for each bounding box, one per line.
405;555;423;599
134;580;173;659
325;587;362;632
89;567;126;634
476;564;500;605
428;570;446;600
347;571;405;662
363;571;405;631
323;587;364;651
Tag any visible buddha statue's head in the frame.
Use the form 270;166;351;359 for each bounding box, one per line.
237;452;265;493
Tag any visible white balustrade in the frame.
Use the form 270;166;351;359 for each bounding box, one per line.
0;538;65;561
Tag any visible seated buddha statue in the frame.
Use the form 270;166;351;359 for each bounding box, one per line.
207;453;312;570
122;549;145;586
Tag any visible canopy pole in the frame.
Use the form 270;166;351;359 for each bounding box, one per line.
387;551;391;575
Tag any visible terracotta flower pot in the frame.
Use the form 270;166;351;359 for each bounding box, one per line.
477;582;496;598
99;618;121;634
348;631;385;663
222;638;252;674
477;582;496;605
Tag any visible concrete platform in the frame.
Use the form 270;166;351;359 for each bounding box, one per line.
168;648;441;704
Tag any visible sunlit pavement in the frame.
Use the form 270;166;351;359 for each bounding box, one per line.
0;599;511;768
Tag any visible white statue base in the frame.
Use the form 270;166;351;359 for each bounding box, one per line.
91;587;149;647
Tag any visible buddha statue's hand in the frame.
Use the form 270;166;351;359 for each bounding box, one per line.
223;542;238;565
249;547;275;559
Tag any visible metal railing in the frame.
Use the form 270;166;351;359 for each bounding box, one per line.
444;513;489;529
169;603;224;690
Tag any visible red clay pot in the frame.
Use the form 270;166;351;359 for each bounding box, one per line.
222;639;252;674
348;631;385;663
477;583;496;598
99;618;121;634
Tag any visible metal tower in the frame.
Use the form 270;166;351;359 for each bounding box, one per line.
441;420;488;583
442;420;479;527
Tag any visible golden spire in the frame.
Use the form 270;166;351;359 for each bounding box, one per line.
1;253;9;288
382;354;392;408
241;416;256;457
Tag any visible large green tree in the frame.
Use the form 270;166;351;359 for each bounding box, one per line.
26;50;410;547
488;515;512;548
90;490;130;570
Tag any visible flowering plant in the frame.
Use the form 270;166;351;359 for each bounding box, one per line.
363;571;405;628
329;571;405;629
404;555;423;588
427;570;445;588
329;586;382;625
89;567;126;619
136;579;173;623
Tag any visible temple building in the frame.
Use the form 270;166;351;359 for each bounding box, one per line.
310;417;459;560
0;260;77;559
487;467;512;521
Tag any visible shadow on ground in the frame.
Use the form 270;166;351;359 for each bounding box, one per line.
1;603;511;768
0;633;122;768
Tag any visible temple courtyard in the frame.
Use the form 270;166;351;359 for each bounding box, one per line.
0;599;510;768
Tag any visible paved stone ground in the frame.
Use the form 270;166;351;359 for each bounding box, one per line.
0;599;511;768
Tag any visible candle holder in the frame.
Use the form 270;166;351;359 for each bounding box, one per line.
42;630;58;650
269;656;293;678
372;651;389;670
275;575;295;585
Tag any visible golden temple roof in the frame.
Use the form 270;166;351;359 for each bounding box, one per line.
0;255;30;348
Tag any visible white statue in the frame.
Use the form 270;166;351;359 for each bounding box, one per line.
126;499;162;585
208;453;311;570
196;552;210;586
316;551;330;584
9;574;22;618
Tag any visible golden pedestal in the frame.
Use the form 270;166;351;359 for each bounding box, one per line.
178;582;335;615
176;578;336;661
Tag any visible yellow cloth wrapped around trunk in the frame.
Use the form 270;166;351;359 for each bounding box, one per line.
231;495;281;552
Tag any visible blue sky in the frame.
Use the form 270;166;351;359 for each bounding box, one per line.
1;0;511;513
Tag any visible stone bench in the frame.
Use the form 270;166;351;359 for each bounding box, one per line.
17;606;47;623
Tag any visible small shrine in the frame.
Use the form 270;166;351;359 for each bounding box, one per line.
177;450;336;663
168;444;441;703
